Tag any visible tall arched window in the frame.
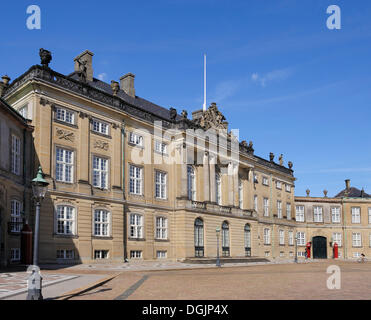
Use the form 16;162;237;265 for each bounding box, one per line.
216;173;222;205
222;221;230;257
244;224;251;257
187;165;196;201
194;218;204;257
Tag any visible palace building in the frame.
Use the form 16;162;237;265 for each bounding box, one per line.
0;49;369;266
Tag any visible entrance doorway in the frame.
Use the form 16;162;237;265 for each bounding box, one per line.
312;236;327;259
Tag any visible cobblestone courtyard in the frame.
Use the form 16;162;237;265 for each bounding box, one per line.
67;260;371;300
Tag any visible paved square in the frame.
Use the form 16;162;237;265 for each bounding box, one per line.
68;260;371;300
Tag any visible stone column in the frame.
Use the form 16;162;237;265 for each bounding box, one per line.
233;163;239;207
203;152;210;202
209;154;216;203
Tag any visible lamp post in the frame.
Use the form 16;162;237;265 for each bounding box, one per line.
216;226;221;267
294;234;298;263
27;166;49;300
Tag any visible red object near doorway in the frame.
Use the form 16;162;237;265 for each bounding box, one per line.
333;243;338;259
21;223;33;265
306;242;311;258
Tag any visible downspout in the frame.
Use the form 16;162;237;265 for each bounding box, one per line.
342;197;347;259
121;121;127;261
270;173;274;259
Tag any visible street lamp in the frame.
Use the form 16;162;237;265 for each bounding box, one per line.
216;226;221;267
294;234;298;263
28;166;49;300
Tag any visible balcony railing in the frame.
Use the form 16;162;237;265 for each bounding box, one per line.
191;201;206;210
219;206;232;214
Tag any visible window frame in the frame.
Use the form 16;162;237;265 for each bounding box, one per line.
93;209;110;237
92;118;109;136
55;106;75;125
92;155;109;189
295;205;305;222
10;199;22;233
129;213;143;239
155;170;167;200
313;206;323;223
11;134;21;175
155;216;168;240
55;204;76;236
55;146;74;183
331;207;341;223
129;164;143;195
351;207;361;224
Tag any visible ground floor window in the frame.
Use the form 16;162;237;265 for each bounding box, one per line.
94;250;109;259
194;218;204;257
156;251;167;259
10;248;20;262
244;224;251;257
130;250;142;259
57;249;74;260
280;251;284;257
222;221;230;257
264;251;270;257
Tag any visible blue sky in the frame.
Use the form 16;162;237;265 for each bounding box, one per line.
2;0;371;196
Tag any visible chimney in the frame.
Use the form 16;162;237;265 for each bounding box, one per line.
74;50;94;82
345;179;350;191
120;73;135;97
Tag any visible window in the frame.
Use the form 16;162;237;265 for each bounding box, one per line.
262;176;269;186
238;179;243;208
333;233;342;247
297;232;305;246
351;207;361;224
216;173;222;205
10;200;22;233
94;209;110;237
155;140;167;154
194;218;204;257
263;198;269;217
313;206;323;222
276;181;282;189
130;214;143;238
254;195;258;211
94;250;109;259
352;233;362;247
92;119;109;135
56;147;74;183
288;231;294;246
285;184;291;192
279;230;285;245
93;156;108;189
265;251;270;257
296;205;305;222
156;251;167;259
130;250;142;259
286;203;291;220
332;207;341;223
10;248;20;262
129;165;142;195
57;250;74;260
56;107;74;124
155;171;167;199
253;174;258;183
263;228;271;245
277;200;282;218
156;217;168;239
187;165;196;201
353;252;361;258
56;205;75;235
129;132;143;146
11;135;21;175
222;221;230;256
19;105;29;119
369;208;371;224
244;224;251;257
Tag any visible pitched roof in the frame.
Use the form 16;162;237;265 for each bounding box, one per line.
335;187;371;198
68;72;182;122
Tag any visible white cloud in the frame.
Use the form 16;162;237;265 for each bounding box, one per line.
98;73;107;81
251;67;293;87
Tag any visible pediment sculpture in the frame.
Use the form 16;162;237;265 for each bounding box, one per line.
194;103;228;130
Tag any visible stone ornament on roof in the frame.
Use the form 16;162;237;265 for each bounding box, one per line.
194;102;228;130
169;107;177;121
39;48;52;68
